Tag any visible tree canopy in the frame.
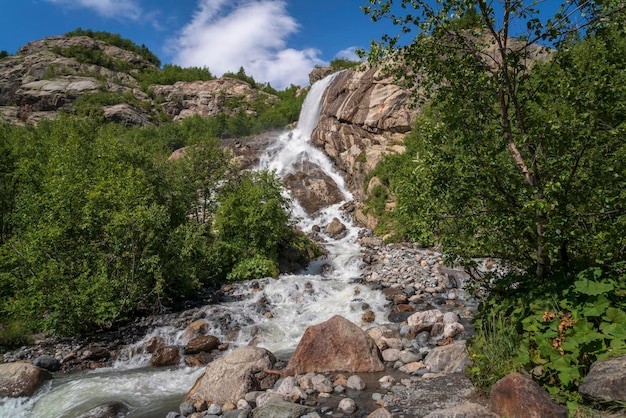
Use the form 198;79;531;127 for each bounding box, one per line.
362;0;626;281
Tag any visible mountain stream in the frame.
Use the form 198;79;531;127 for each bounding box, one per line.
0;73;393;417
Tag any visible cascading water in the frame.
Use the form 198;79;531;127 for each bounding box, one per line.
1;73;389;417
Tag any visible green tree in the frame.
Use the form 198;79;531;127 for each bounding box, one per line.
362;0;624;280
214;170;294;281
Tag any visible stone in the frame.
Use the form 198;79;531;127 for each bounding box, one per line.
283;162;344;214
579;354;626;403
443;322;465;339
252;397;314;418
282;315;385;376
338;397;357;413
33;354;61;372
362;310;376;323
184;335;220;354
491;373;568;418
382;348;401;363
75;401;131;418
325;217;347;239
423;402;498;418
186;346;279;406
183;319;211;339
398;362;426;374
0;362;52;398
423;341;471;374
146;336;165;353
150;346;180;367
347;375;366;390
367;408;394;418
407;309;443;332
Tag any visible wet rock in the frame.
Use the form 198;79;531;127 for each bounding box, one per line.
33;354;61;372
282;315;384;376
579;354;626;404
150;346;180;367
146;336;165;353
491;373;567;418
325;217;347;239
184;335;220;354
252;397;314;418
347;375;366;390
183;319;212;339
361;310;376;323
186;346;279;406
338;397;357;413
76;401;132;418
0;362;52;397
283;162;344;214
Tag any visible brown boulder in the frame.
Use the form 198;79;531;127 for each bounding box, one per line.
0;362;52;397
282;315;385;376
186;346;279;406
184;335;220;354
325;217;347;239
491;373;567;418
150;346;180;367
283;162;344;214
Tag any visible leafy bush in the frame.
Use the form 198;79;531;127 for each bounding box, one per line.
329;58;361;70
468;264;626;406
137;64;215;90
52;45;135;72
227;254;279;281
64;28;160;66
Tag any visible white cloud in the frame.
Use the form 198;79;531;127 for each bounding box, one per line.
170;0;326;88
44;0;142;20
334;47;362;62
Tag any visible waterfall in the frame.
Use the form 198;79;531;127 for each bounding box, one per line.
2;73;388;418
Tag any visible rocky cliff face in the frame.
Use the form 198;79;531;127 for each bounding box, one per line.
308;67;416;227
0;36;277;126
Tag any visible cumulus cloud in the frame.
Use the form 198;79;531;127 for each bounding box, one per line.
334;47;362;62
44;0;142;20
170;0;326;88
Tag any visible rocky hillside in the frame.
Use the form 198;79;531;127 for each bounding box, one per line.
0;36;278;126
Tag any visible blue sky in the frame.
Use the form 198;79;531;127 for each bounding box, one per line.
0;0;396;89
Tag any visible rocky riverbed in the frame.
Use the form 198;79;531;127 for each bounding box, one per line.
2;234;492;417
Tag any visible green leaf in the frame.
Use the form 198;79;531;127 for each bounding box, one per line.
573;278;614;296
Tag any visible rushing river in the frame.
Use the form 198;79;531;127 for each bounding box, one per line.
0;73;391;417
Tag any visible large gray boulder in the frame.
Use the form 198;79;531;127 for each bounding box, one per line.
186;346;279;406
0;362;52;397
579;354;626;404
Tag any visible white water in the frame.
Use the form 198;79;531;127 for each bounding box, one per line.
1;73;389;417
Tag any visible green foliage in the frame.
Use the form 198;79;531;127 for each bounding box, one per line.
0;114;314;335
363;2;626;279
137;64;215;91
214;171;294;279
0;50;9;59
227;254;279;282
223;67;257;87
51;45;136;72
329;58;361;71
64;28;160;66
469;264;626;404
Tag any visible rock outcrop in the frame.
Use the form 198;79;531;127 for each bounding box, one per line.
312;68;416;200
0;36;279;126
490;373;568;418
